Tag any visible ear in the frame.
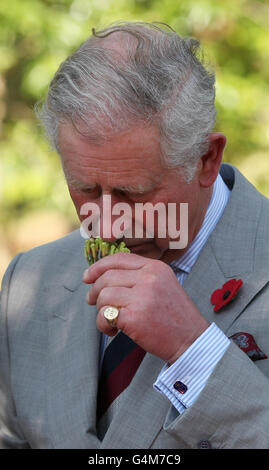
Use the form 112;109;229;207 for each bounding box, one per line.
198;133;226;188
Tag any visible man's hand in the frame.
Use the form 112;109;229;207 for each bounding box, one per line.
83;253;209;364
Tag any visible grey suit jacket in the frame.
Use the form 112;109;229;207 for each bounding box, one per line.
1;164;269;449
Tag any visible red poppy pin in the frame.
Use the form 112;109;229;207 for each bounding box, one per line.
211;278;243;312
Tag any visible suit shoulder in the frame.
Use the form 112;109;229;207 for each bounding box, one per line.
17;229;83;263
2;229;86;289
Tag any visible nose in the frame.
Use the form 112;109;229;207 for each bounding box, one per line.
98;193;133;242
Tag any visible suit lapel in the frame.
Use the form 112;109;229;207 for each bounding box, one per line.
46;242;101;449
184;164;269;333
183;241;269;334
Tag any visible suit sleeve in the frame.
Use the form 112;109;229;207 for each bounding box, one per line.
0;254;30;449
162;286;269;449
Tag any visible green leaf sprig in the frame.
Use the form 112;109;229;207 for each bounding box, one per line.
84;237;130;266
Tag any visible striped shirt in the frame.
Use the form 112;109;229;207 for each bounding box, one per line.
154;173;231;414
169;172;231;283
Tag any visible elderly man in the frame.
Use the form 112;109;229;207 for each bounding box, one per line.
1;22;269;449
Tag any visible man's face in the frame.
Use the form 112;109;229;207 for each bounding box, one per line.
58;122;207;263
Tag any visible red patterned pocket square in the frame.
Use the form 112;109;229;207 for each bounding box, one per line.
229;332;267;361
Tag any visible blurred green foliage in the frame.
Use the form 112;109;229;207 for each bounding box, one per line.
1;0;269;231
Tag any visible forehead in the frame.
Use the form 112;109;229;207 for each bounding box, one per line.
58;122;165;186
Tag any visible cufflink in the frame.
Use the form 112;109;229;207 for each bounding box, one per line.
173;380;188;394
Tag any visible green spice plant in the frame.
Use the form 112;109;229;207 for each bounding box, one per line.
84;237;130;266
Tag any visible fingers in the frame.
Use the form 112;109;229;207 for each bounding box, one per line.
83;252;148;284
87;269;138;305
91;285;131;313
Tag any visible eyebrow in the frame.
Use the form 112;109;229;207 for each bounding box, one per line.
115;182;158;194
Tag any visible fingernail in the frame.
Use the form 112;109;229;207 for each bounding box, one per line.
83;269;89;281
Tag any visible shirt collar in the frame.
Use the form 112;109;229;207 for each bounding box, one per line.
170;173;231;274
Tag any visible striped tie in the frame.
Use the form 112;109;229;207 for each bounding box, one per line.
96;331;146;438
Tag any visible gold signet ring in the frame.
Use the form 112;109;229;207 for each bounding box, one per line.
103;306;119;327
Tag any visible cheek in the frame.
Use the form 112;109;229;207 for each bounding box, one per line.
68;188;90;221
148;192;192;245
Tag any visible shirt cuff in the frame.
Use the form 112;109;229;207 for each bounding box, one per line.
154;322;230;414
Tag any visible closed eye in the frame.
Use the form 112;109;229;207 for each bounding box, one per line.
71;183;101;197
114;188;151;200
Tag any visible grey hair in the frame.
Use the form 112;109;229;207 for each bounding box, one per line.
35;21;216;182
